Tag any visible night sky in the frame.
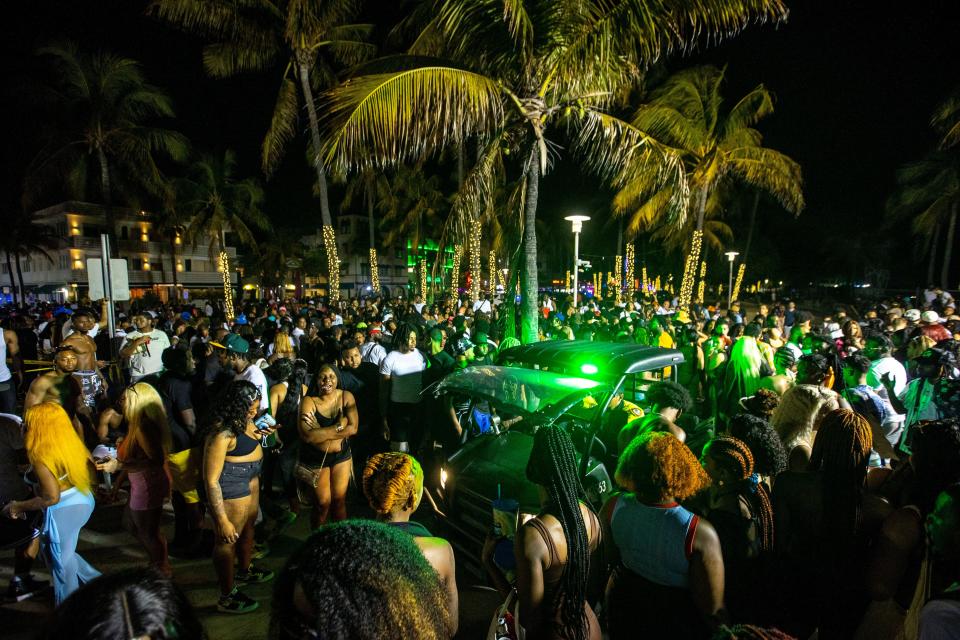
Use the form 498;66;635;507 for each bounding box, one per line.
4;0;958;288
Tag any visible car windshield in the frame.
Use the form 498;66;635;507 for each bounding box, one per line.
435;365;608;416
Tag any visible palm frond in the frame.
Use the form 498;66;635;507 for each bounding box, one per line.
725;146;804;214
262;77;300;176
318;66;505;174
202;40;280;77
722;84;775;136
932;90;960;150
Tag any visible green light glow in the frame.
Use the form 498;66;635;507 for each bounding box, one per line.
554;377;601;390
580;363;599;375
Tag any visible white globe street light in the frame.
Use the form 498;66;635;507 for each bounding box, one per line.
724;251;740;308
565;215;590;309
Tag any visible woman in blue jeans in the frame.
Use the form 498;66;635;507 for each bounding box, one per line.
2;402;99;604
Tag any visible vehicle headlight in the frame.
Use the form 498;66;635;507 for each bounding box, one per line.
440;467;448;490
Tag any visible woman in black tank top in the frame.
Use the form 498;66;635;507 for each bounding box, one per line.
297;365;359;529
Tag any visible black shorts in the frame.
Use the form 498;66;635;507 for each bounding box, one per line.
301;441;352;469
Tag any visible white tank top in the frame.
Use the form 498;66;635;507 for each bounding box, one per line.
0;332;10;382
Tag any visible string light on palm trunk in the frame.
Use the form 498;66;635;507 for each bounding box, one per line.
696;260;707;304
469;219;482;302
679;229;703;308
369;248;380;294
732;263;746;302
488;251;497;296
451;245;463;294
565;270;571;291
641;265;647;293
322;225;340;301
419;259;427;299
625;243;635;297
219;251;234;321
614;254;622;304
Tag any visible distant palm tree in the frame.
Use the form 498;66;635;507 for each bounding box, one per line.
151;0;375;299
933;88;960;150
318;1;789;342
27;41;189;240
176;150;271;258
342;169;392;288
1;212;60;307
888;151;960;288
613;65;803;304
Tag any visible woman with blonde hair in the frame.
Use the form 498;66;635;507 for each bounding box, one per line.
267;326;297;363
96;383;172;575
363;452;458;633
2;402;99;604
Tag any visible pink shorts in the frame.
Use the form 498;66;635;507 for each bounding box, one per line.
128;466;171;511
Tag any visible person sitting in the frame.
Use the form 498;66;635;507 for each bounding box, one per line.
40;567;205;640
617;380;692;452
269;520;453;639
362;452;458;634
601;431;723;638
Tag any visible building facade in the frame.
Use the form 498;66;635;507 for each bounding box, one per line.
1;201;237;304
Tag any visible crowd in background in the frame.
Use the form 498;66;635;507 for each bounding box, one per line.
0;284;959;639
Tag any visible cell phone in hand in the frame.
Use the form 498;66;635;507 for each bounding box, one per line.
254;411;277;431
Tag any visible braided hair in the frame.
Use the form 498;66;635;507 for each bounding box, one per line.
391;322;419;352
362;453;424;516
703;436;774;552
809;409;872;545
525;425;590;640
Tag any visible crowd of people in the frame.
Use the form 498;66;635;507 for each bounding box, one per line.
0;285;959;639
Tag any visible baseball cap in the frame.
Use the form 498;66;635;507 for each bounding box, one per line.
356;322;368;329
921;310;941;324
904;309;921;322
452;336;474;356
210;333;249;354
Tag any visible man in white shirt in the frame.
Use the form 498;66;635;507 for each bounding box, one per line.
360;329;387;367
210;333;269;412
865;332;907;453
120;313;171;383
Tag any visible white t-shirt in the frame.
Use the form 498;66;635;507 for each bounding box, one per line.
361;342;387;367
236;363;270;412
380;349;426;404
123;329;171;381
867;356;908;423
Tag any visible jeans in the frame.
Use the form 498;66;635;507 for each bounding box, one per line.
43;487;100;604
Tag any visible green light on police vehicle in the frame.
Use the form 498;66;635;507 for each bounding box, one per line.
580;363;599;375
555;377;600;390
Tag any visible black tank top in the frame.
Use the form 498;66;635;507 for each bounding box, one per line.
229;429;260;456
277;382;302;430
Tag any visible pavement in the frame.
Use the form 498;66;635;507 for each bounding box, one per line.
0;486;502;639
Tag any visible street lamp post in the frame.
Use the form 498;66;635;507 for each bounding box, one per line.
725;251;739;308
565;215;590;310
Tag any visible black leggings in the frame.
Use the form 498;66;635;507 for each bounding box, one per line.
388;401;423;448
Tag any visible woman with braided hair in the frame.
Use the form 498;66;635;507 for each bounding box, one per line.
517;424;601;640
772;409;888;638
699;436;775;623
362;452;458;633
601;431;724;639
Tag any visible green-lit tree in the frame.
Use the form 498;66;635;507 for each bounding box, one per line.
175;150;271;258
612;65;803;305
318;1;789;342
151;0;375;299
27;42;189;238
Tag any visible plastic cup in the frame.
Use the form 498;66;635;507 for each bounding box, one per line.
491;498;519;539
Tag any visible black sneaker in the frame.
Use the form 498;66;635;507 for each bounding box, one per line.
235;564;274;584
7;575;51;602
217;588;258;614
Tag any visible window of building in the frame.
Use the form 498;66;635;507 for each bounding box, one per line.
82;224;104;238
361;264;370;277
120;227;129;240
184;259;192;272
150;261;162;272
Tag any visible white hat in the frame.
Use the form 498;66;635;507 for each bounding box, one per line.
921;310;941;324
904;309;921;322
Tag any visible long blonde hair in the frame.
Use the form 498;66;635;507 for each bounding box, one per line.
274;330;296;357
24;403;92;494
119;382;171;462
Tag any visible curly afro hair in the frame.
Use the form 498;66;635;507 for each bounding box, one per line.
740;388;780;421
728;414;789;477
646;380;693;413
616;432;709;502
270;520;451;640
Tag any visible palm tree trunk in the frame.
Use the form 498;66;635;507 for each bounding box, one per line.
96;146;116;255
941;202;958;288
743;191;760;263
928;224;941;285
503;243;522;340
298;60;340;300
15;253;26;306
367;187;376;249
5;252;17;306
521;149;541;344
171;233;179;288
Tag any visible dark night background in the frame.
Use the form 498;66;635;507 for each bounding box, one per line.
3;0;959;288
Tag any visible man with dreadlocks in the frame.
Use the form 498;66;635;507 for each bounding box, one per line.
772;409;886;639
516;424;601;640
698;435;775;624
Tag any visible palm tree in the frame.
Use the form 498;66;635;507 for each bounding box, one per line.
342;168;392;290
318;1;789;343
888;151;960;288
0;212;60;307
933;88;960;150
613;65;803;306
176;150;271;258
151;0;375;300
27;42;189;241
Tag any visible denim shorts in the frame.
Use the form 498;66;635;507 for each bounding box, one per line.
218;459;262;500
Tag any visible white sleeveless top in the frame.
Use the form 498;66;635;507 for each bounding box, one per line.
0;332;10;383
